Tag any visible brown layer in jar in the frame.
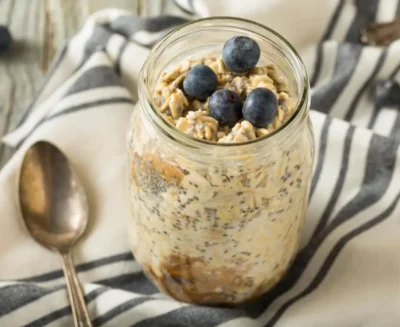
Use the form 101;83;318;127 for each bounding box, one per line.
143;254;285;306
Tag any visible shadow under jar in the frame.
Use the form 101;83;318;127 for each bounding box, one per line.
127;17;315;306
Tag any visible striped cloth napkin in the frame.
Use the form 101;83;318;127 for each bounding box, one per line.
1;0;400;326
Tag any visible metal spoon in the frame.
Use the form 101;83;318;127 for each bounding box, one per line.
18;141;92;327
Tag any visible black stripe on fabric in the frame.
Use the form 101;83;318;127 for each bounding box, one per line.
173;0;195;15
96;272;158;295
345;48;388;121
131;30;174;49
15;96;133;149
15;42;69;129
390;64;400;136
311;43;363;114
389;62;400;79
267;192;400;326
188;0;195;11
92;297;151;326
79;275;158;326
130;26;190;49
390;111;400;139
109;15;189;38
81;25;113;65
116;40;129;76
309;117;332;199
18;276;157;327
354;2;400;129
0;284;64;318
23;287;107;327
321;0;346;41
345;0;380;43
310;44;324;88
2;271;144;321
312;0;380;114
367;56;400;128
310;0;345;87
15;17;127;133
49;97;132;120
65;65;123;96
367;103;383;130
241;132;399;319
21;252;133;283
134;305;242;327
14;21;107;138
311;126;355;238
389;1;400;78
1;273;147;321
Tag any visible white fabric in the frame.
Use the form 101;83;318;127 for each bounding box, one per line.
1;1;400;326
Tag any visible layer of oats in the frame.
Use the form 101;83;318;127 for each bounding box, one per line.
153;54;296;143
128;104;314;304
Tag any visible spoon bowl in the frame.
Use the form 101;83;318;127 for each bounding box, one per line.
19;141;89;253
19;141;92;327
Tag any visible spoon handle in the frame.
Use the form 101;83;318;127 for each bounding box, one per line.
60;252;93;327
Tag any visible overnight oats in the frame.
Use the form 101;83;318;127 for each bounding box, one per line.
127;18;314;305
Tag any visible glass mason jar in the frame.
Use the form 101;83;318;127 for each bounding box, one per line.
127;17;314;305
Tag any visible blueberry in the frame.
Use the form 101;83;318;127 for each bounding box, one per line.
243;88;278;127
0;25;12;53
209;89;243;127
183;64;218;100
373;79;400;107
222;36;260;73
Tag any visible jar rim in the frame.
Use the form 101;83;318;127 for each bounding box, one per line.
139;16;309;149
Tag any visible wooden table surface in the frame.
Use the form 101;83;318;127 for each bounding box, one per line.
0;0;178;168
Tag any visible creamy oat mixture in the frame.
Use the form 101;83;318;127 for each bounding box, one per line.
128;115;313;304
128;36;314;305
153;55;296;143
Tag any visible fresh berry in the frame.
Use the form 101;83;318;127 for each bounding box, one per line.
373;79;400;107
209;89;243;127
222;36;260;73
243;88;278;127
183;64;218;100
0;25;12;53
